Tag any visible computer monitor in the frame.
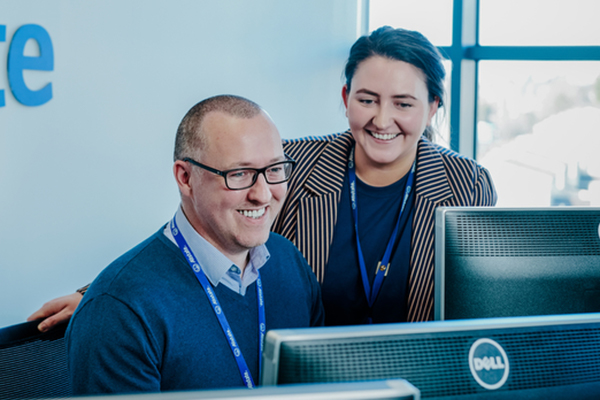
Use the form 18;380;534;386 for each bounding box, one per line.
69;380;419;400
260;313;600;399
434;206;600;320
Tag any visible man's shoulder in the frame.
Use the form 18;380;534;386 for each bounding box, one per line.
264;232;308;266
265;231;298;252
263;232;316;281
107;227;175;269
262;233;323;327
85;226;181;297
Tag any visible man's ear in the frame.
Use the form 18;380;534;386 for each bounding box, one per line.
173;160;193;197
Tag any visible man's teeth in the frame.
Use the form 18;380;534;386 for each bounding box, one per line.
239;208;266;219
371;131;398;140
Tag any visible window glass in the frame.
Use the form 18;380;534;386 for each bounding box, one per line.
368;0;453;46
480;0;600;46
433;60;452;147
477;61;600;206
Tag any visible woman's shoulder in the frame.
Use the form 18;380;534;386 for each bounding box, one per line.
283;131;352;150
417;138;497;204
419;138;483;169
281;131;353;172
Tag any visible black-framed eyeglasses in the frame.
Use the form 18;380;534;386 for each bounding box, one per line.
182;155;296;190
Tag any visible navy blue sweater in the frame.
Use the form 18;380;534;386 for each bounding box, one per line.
66;227;324;395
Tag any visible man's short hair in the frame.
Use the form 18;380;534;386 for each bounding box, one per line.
173;95;263;161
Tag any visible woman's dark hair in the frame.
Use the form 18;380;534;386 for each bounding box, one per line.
344;26;446;140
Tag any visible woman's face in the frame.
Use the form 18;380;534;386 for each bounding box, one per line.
343;56;439;171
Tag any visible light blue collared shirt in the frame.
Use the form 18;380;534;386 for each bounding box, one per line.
164;206;270;296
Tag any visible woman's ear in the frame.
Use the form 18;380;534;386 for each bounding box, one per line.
342;85;349;116
427;96;440;124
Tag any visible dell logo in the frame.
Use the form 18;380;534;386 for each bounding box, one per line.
469;338;509;390
474;356;505;371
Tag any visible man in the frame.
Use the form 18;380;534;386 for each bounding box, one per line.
66;95;324;394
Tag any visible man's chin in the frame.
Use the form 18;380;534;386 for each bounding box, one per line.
238;233;270;250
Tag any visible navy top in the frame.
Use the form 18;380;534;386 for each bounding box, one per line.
323;171;415;325
66;228;324;395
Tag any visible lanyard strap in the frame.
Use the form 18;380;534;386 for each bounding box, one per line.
348;147;415;315
170;217;265;389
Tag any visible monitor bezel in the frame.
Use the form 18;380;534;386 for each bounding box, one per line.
434;206;600;321
261;312;600;386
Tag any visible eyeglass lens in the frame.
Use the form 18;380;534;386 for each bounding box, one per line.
226;162;293;189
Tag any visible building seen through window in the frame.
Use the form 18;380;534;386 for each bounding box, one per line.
478;61;600;206
368;0;600;206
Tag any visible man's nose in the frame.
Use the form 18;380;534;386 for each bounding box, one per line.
247;173;272;203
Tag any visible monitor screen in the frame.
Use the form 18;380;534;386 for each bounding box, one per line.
260;314;600;399
434;207;600;320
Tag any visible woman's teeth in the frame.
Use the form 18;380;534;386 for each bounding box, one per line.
239;208;266;219
370;131;398;140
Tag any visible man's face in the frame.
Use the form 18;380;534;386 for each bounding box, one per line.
180;110;287;264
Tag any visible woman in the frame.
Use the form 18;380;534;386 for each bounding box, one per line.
29;26;496;330
273;26;496;324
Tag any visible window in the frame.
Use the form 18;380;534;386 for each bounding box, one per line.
368;0;600;206
369;0;453;46
479;0;600;46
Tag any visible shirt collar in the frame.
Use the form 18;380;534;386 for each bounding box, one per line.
164;206;269;289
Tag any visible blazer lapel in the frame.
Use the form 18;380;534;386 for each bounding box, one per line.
414;138;454;203
295;132;353;282
407;138;455;321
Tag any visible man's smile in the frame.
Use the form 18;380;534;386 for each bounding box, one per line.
238;207;267;219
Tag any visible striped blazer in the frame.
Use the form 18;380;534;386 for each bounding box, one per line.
272;131;497;322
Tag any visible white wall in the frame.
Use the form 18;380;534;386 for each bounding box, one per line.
0;0;359;327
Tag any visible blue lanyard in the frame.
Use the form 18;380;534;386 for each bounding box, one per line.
170;217;265;389
348;147;415;321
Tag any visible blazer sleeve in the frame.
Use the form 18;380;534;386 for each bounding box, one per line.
474;165;498;206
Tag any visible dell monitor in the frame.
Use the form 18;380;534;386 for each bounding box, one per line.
434;206;600;320
261;313;600;399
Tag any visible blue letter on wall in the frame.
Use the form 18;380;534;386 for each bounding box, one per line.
8;24;54;106
0;25;5;107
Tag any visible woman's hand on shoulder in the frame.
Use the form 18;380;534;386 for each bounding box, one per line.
27;292;83;332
